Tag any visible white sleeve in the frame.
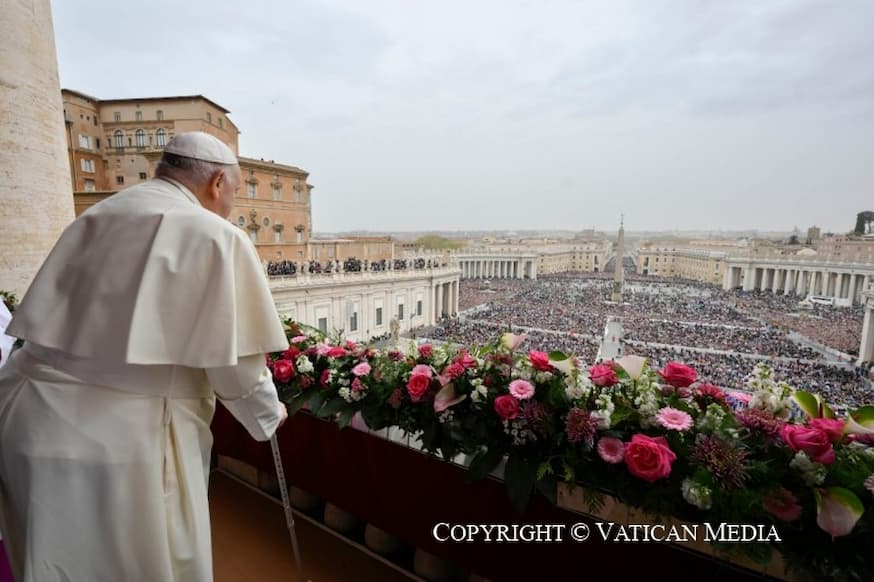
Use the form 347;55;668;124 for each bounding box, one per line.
207;353;283;442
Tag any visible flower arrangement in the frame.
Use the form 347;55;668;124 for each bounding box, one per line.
268;321;874;580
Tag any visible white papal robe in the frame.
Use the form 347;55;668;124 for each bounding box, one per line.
0;178;289;582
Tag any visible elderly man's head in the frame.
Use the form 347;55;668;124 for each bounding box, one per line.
154;132;241;218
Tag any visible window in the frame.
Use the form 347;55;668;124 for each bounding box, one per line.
80;159;95;173
296;190;303;203
84;179;95;192
416;300;423;316
247;182;256;198
249;230;257;243
274;230;282;243
93;116;98;126
237;216;245;226
206;112;212;123
218;118;223;128
317;318;328;334
157;110;164;121
296;230;303;244
349;303;359;332
375;307;383;326
272;185;281;200
78;134;91;149
114;112;121;121
135;129;145;148
114;130;124;148
116;176;124;185
95;138;100;149
398;304;404;320
139;172;147;180
135;110;142;121
156;128;167;147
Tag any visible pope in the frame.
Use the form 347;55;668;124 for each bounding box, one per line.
0;132;290;582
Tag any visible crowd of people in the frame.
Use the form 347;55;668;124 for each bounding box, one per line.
440;273;872;408
266;256;445;277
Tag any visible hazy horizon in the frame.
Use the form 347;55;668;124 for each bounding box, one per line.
52;0;874;234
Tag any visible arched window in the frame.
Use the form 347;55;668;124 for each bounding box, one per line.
135;129;145;148
113;130;124;148
156;128;167;147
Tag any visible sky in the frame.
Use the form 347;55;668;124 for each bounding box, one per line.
51;0;874;234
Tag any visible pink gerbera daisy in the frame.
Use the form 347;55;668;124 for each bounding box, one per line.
509;379;535;400
656;407;693;431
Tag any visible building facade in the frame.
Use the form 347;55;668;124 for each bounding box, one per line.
635;246;727;285
269;264;461;342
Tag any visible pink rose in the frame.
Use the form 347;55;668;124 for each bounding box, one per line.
345;340;357;350
589;364;618;387
494;395;519;420
658;362;698;388
352;362;371;377
291;335;308;344
597;437;625;464
624;434;677;483
351;377;364;392
418;344;434;359
388;389;403;409
444;362;465;379
327;346;347;358
316;344;331;356
457;351;477;369
412;364;433;379
781;424;835;465
528;351;552;372
808;418;845;443
407;373;431;402
508;379;535;400
272;360;295;383
763;488;802;522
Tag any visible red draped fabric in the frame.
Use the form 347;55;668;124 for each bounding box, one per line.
0;542;12;582
212;405;762;581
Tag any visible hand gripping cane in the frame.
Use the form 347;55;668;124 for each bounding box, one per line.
270;434;309;582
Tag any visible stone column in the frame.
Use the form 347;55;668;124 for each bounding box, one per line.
849;274;858;305
858;291;874;365
783;270;793;296
436;284;443;318
742;267;754;291
0;0;76;296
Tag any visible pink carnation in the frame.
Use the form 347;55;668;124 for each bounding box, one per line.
656;407;694;431
351;377;365;392
418;344;434;359
763;488;802;522
508;379;535;400
352;362;371;377
597;437;625;464
327;346;347;358
291;335;308;344
412;364;433;379
444;362;465;379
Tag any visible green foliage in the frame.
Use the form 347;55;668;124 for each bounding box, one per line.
411;235;466;250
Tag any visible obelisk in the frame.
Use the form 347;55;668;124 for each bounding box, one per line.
611;215;625;302
0;0;75;297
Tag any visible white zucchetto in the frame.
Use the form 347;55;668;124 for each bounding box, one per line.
162;131;238;165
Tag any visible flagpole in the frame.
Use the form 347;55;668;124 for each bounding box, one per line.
270;434;308;582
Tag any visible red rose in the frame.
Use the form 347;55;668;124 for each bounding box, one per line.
494;395;519;420
327;346;347;358
808;418;845;443
388;350;404;361
780;424;835;464
589;364;618;387
694;383;726;404
418;344;434;359
407;373;431;402
528;351;552;372
282;346;301;361
272;359;295;383
658;362;697;388
624;434;677;483
444;362;465;379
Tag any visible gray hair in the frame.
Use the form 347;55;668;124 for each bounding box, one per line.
154;153;234;187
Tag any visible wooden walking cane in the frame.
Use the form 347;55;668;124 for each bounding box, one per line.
270;434;310;582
